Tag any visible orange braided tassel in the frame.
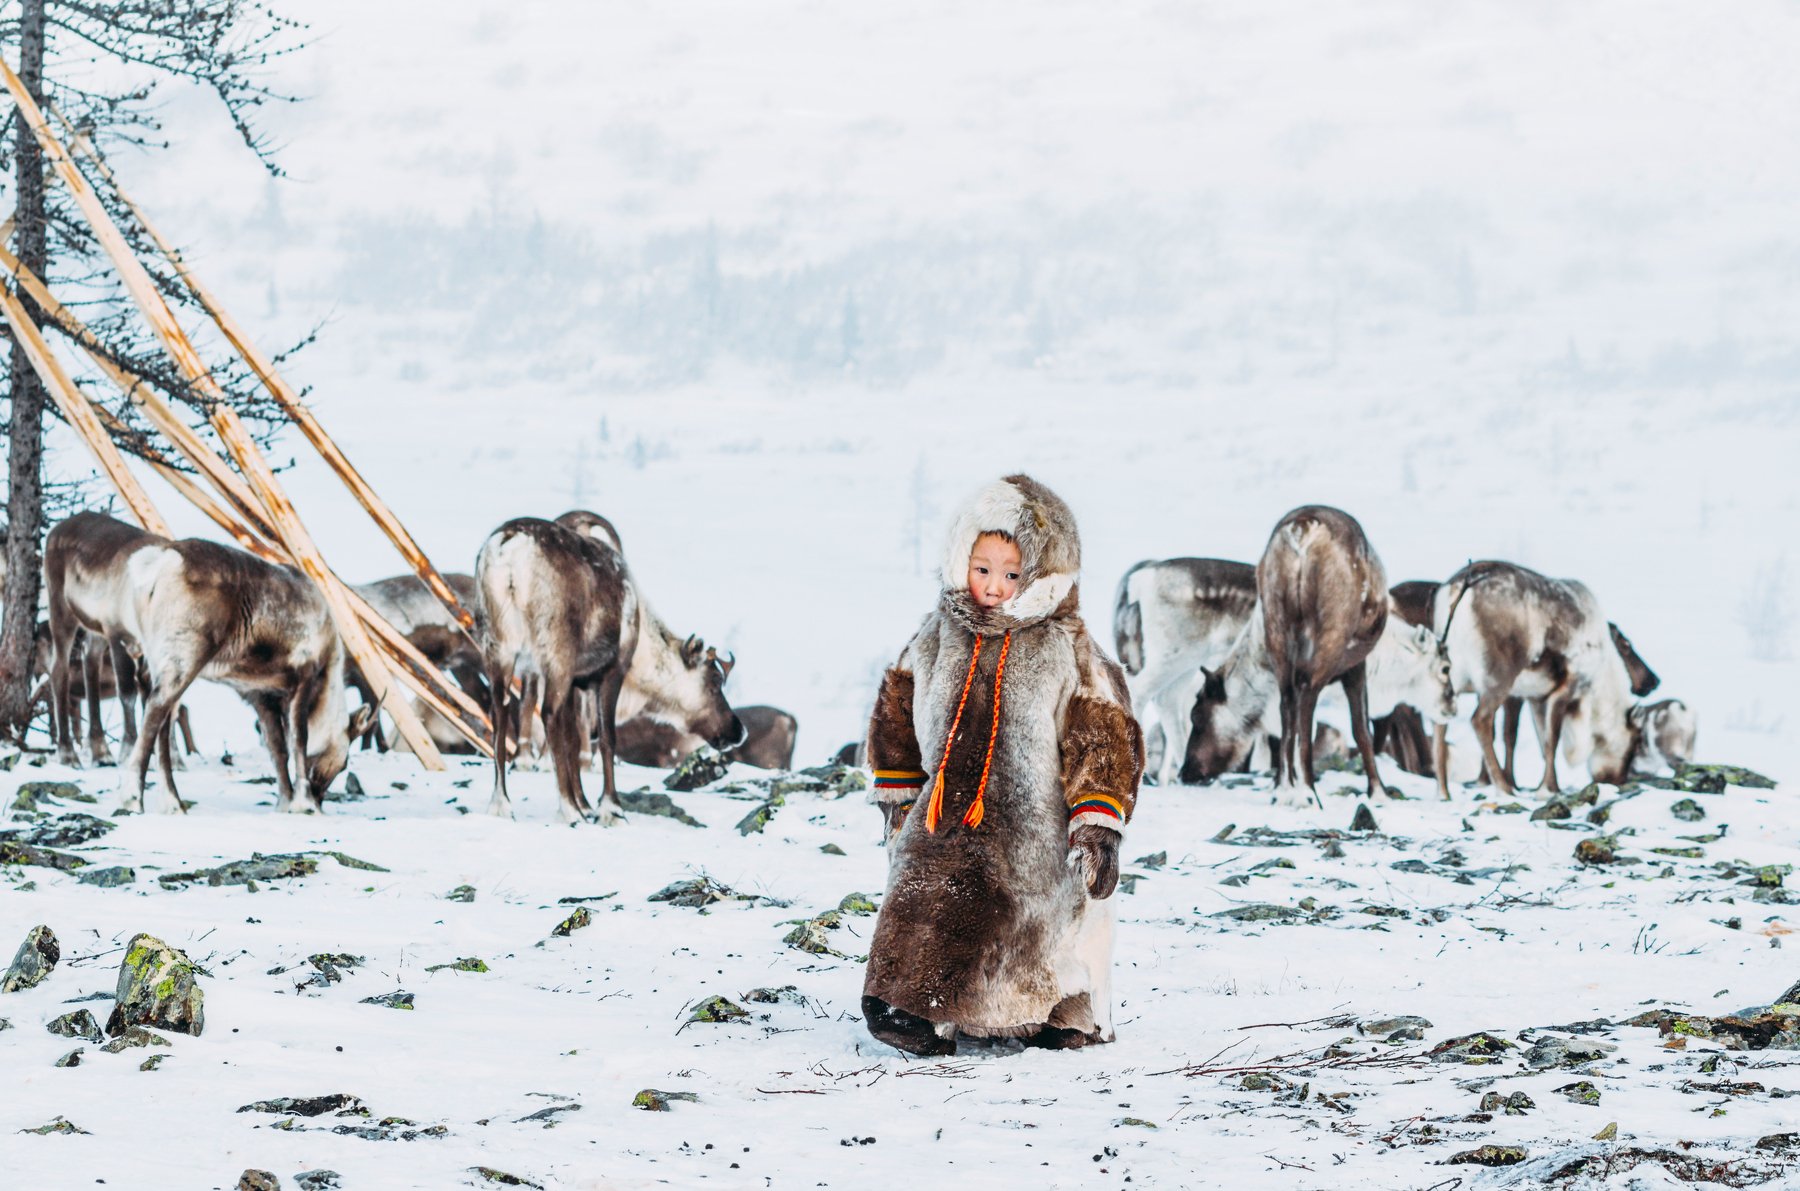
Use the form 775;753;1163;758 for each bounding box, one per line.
963;630;1011;828
925;634;983;833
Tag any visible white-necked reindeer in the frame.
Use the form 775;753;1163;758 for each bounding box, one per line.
349;571;487;750
1431;560;1647;800
1113;557;1259;785
1181;589;1455;797
47;512;370;814
476;515;742;826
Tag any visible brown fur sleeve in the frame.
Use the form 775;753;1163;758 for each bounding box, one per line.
1062;630;1145;832
867;662;926;807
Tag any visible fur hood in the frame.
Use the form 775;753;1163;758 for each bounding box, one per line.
939;473;1082;635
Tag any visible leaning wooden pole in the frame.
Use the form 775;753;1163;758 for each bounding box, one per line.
0;283;168;535
53;105;477;640
0;238;492;751
0;63;446;769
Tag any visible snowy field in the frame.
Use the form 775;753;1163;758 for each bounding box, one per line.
5;0;1800;1187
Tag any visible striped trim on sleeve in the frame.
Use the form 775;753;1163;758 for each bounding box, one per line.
1068;793;1125;824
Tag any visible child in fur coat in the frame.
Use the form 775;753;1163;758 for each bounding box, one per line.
861;474;1144;1056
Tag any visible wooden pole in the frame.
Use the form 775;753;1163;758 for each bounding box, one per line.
52;105;479;641
0;232;492;753
0;282;168;534
0;63;446;769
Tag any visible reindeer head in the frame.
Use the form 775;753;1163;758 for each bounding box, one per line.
1625;698;1697;776
1180;666;1253;784
306;699;375;803
666;634;744;750
1394;622;1457;722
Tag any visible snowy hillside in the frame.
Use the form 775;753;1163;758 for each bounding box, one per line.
4;0;1799;1187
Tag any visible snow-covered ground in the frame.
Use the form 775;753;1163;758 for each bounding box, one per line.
5;0;1800;1187
4;754;1798;1189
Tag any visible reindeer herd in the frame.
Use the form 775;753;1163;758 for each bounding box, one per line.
11;498;1697;822
1116;504;1698;808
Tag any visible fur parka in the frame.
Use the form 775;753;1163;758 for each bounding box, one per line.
862;474;1144;1052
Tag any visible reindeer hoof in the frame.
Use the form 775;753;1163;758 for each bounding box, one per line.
151;791;185;815
283;798;322;815
595;806;627;828
1275;786;1316;810
486;797;515;820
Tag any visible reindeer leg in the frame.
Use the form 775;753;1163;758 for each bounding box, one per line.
1433;720;1452;800
579;686;599;772
1273;678;1297;795
288;682;322;814
1501;696;1524;789
249;694;297;812
592;663;628;827
544;686;594;826
48;600;81;768
1471;691;1513;798
1294;680;1323;810
1537;687;1571;797
125;655;202;816
154;716;180;810
83;642;112;766
176;703;198;756
1342;663;1387;800
110;638;140;757
486;662;514;819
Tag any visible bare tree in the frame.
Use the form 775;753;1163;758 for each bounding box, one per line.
0;0;307;742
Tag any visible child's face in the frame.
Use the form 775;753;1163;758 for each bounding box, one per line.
967;533;1023;608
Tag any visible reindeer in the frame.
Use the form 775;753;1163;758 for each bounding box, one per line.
1181;583;1454;798
1430;560;1641;800
44;513;157;766
349;571;487;750
44;513;370;813
1182;508;1414;805
476;516;741;825
1113;557;1258;785
616;703;796;771
1621;698;1697;775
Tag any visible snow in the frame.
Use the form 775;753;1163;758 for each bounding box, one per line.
4;0;1799;1186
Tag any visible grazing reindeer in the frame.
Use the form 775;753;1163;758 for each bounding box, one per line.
1620;698;1697;774
616;703;796;771
1181;583;1453;798
45;513;156;766
554;508;624;554
1183;507;1396;805
43;513;371;813
1113;558;1258;785
349;571;487;750
477;517;743;825
1258;507;1392;805
1431;560;1638;800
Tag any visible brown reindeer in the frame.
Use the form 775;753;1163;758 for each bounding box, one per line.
46;513;370;813
477;516;742;824
348;572;487;750
1256;505;1390;806
615;703;796;771
1431;560;1637;800
45;513;156;766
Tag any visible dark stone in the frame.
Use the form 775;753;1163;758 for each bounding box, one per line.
100;1026;170;1053
1360;1014;1432;1037
548;908;591;938
734;794;784;836
1671;798;1705;822
1557;1080;1601;1105
837;892;877;915
2;924;60;993
1349;803;1379;833
1210;903;1301;923
616;789;703;827
664;746;732;791
648;876;763;909
0;840;88;871
3;812;115;848
293;1173;341;1191
1429;1031;1517;1064
514;1102;581;1127
53;1047;83;1067
46;1009;104;1043
783;911;848;957
358;991;414;1010
687;995;748;1024
9;782;85;814
107;934;205;1037
75;866;136;888
633;1088;700;1111
1575;837;1617;865
819;843;846;856
1448;1145;1527;1166
424;957;489;973
1134;851;1168;870
470;1169;544;1188
446;884;476;903
238;1094;365;1118
1530;800;1572;822
1525;1035;1617;1068
237;1172;281;1191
